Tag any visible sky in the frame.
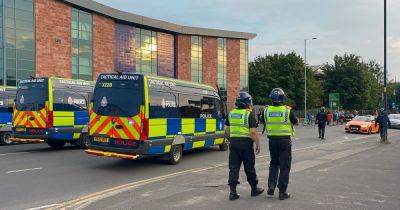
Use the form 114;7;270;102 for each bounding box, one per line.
96;0;399;79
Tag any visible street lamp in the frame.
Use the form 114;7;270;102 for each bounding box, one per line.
382;0;390;143
304;37;317;124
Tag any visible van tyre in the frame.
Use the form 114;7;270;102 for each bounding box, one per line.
0;132;12;145
166;145;182;165
219;140;228;151
80;134;90;149
47;140;66;149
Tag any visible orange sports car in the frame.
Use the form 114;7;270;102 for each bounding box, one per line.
345;115;380;134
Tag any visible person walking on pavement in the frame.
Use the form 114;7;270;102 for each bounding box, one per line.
315;107;328;140
225;91;264;201
262;88;298;200
375;108;390;142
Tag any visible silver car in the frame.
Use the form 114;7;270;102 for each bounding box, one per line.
389;114;400;129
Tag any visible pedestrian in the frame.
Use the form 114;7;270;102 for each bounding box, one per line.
225;91;264;200
375;108;390;142
315;107;328;140
333;110;339;125
307;111;313;125
262;88;298;200
327;111;333;125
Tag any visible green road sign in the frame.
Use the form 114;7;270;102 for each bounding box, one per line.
329;93;340;108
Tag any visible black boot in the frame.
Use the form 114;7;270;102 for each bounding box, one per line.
279;192;291;200
229;186;240;200
267;188;275;196
251;186;264;197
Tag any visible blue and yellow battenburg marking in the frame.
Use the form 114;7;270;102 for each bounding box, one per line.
146;117;225;154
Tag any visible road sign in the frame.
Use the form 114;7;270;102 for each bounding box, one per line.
329;93;340;108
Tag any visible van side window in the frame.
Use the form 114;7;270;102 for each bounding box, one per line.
149;90;179;118
53;90;87;111
179;94;202;118
200;96;215;118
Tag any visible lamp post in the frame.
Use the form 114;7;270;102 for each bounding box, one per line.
304;37;317;124
382;0;390;143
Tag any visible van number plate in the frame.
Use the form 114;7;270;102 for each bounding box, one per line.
16;127;26;132
94;136;109;143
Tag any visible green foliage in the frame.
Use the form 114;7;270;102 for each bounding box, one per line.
249;52;322;109
322;54;383;110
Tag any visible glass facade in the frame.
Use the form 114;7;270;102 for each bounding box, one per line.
217;38;227;89
71;8;92;81
135;28;157;75
190;36;202;83
239;40;249;91
3;0;35;86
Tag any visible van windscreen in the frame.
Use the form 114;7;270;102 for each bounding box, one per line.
93;76;144;117
16;79;48;111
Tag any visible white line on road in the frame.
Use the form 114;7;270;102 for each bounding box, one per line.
6;167;42;174
0;152;31;156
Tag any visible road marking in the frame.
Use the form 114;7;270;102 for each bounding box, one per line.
26;204;61;210
39;133;393;210
6;167;42;174
0;152;31;156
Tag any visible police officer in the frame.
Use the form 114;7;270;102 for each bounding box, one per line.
226;91;264;200
315;107;328;140
263;88;298;200
375;108;389;142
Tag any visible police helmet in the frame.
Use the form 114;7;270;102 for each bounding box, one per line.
269;88;286;103
235;91;253;108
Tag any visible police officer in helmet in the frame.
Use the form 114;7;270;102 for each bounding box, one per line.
262;88;298;200
225;91;264;200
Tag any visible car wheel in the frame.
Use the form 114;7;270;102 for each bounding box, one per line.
166;144;183;165
47;140;66;150
0;132;13;145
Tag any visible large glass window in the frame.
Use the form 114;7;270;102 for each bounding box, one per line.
240;40;249;91
149;90;178;118
191;36;202;83
4;0;35;86
135;28;157;75
72;8;92;81
217;38;227;89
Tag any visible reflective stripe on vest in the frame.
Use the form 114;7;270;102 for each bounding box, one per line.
228;109;252;138
264;106;293;137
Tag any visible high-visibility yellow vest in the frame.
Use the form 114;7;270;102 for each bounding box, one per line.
228;108;252;138
264;105;294;137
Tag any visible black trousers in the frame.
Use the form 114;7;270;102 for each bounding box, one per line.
318;123;326;138
268;138;292;193
228;140;258;187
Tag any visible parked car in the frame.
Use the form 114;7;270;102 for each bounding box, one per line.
388;114;400;129
345;115;379;134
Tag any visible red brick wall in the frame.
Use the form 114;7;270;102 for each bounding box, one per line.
202;37;217;89
227;39;240;110
93;14;115;79
157;33;174;78
35;0;71;78
176;35;191;81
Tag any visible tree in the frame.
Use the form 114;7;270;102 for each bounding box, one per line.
322;54;383;110
249;52;322;109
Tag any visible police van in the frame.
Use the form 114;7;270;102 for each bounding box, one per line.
86;73;227;164
12;77;95;149
0;87;16;145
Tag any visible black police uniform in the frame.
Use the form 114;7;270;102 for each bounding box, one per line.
261;104;298;195
225;109;259;189
315;111;328;139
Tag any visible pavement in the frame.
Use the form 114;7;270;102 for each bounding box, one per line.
0;125;399;210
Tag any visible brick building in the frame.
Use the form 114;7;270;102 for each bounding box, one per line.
0;0;256;108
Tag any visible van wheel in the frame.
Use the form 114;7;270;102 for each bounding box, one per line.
47;140;66;150
80;134;90;149
166;145;182;165
219;140;228;151
0;132;13;145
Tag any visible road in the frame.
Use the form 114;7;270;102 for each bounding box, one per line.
0;125;398;210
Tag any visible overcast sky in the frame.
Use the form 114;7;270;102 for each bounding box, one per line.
96;0;399;79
